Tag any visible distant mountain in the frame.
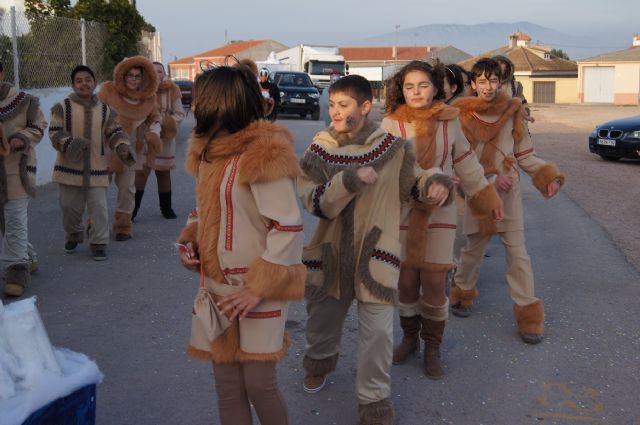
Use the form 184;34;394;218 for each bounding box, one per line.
352;22;631;60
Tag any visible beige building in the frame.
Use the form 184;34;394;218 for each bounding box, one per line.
168;40;288;81
459;32;578;104
577;35;640;105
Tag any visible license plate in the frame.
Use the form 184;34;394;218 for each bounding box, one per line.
290;98;305;104
597;138;616;146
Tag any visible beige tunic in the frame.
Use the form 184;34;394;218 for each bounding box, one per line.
50;94;129;187
153;81;184;171
0;83;47;201
381;107;496;269
178;121;306;364
454;93;564;235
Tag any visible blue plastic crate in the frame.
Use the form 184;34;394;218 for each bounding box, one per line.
21;384;96;425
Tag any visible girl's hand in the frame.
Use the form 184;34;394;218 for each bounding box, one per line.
178;242;200;272
218;290;262;320
546;180;561;199
426;183;450;206
492;207;504;221
494;175;512;192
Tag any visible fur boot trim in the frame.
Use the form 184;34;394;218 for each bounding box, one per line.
112;56;159;101
112;211;132;236
532;163;565;196
398;300;419;317
303;353;339;375
4;263;30;294
245;257;306;301
388;102;458;169
418;298;449;321
513;300;544;336
449;286;478;307
358;398;395;425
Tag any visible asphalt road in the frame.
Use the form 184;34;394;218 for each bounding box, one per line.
7;111;640;425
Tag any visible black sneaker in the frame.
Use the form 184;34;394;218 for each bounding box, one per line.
115;233;131;242
92;248;107;261
64;241;78;253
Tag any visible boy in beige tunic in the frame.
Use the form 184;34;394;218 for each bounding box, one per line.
50;65;133;260
0;69;47;296
451;58;565;344
298;75;435;425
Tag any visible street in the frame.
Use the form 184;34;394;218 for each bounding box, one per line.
11;110;640;425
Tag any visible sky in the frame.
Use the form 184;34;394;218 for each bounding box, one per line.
134;0;639;62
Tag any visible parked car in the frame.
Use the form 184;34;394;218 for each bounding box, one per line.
271;71;320;120
588;115;640;161
174;79;193;109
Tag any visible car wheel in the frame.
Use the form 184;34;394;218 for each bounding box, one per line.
311;109;320;120
599;155;620;161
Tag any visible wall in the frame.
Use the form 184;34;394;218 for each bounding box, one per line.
613;63;640;105
517;75;578;104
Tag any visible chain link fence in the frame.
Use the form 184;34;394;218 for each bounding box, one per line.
0;7;109;89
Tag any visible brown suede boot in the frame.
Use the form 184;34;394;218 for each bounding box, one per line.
358;398;395;425
112;211;133;241
392;315;420;364
420;317;445;380
302;353;338;394
3;263;31;297
514;300;545;344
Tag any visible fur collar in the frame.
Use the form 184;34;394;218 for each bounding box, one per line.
97;81;157;122
69;93;98;108
326;118;379;147
387;102;458;169
186;120;300;183
112;56;158;101
301;123;405;185
453;92;521;116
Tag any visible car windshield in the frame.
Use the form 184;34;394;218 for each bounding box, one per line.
309;62;344;76
277;73;313;87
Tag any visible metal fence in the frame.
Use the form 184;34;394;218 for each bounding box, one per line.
0;7;109;89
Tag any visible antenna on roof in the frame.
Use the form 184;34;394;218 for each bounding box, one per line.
225;29;228;44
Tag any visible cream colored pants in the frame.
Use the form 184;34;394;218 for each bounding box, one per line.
58;184;108;246
112;169;135;214
305;295;394;404
453;230;538;306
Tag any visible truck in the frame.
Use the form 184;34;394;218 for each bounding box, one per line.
274;45;347;90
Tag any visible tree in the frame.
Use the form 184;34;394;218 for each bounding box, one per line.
550;48;570;60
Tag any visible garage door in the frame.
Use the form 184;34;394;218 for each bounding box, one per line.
583;66;615;103
533;82;556;103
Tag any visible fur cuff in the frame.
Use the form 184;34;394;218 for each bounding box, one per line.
468;184;502;218
532;163;565;195
513;300;544;336
425;173;455;206
177;221;198;244
342;167;364;193
8;132;31;152
418;298;449;321
160;115;177;141
450;286;478;307
112;211;132;235
245;257;306;301
358;398;395;425
303;353;339;375
116;143;136;167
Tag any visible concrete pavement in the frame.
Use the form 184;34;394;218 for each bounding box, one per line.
8;113;640;425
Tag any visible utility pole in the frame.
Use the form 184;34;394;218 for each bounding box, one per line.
394;25;400;63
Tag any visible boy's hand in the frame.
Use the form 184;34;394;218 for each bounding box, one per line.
492;207;504;221
178;242;200;272
494;175;512;192
218;290;262;320
545;180;561;199
426;183;450;206
357;166;378;185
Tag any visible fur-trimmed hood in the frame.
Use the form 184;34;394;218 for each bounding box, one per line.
186;120;300;184
111;55;159;101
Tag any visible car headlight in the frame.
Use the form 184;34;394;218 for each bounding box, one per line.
308;93;319;99
629;130;640;139
280;91;285;98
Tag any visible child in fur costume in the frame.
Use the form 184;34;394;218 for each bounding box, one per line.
97;56;161;241
177;65;305;425
450;58;564;344
381;61;503;379
132;62;185;221
0;65;47;296
50;65;133;261
298;75;438;425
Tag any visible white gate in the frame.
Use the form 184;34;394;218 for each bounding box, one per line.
583;66;615;103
